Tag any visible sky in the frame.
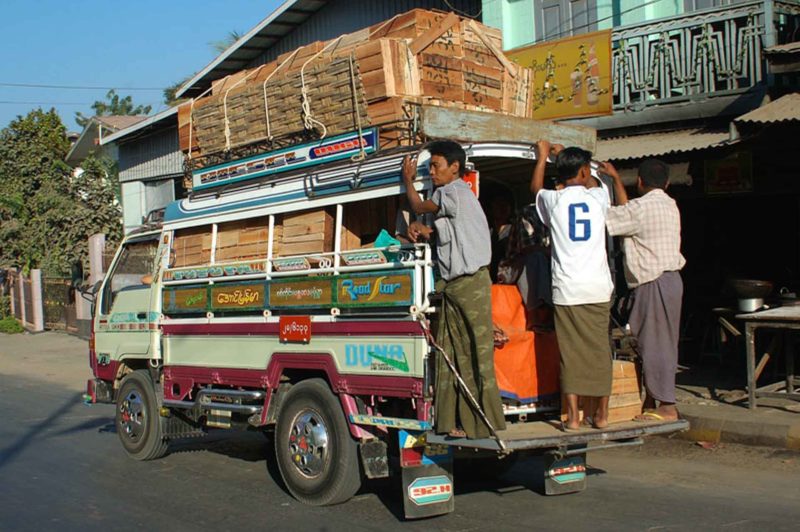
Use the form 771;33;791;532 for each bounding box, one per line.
0;0;283;132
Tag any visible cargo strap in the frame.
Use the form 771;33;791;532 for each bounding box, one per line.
262;49;300;142
300;36;344;138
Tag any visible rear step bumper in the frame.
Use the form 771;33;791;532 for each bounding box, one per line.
425;419;689;451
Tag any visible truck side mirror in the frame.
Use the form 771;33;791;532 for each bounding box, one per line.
79;280;102;302
70;261;84;289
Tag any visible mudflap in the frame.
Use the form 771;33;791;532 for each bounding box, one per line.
544;445;587;495
399;429;455;519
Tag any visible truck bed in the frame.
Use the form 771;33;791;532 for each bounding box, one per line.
425;418;689;451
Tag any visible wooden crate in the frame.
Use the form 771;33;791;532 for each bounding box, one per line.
279;208;335;256
215;217;269;262
179;8;535;173
340;196;401;250
560;359;643;425
172;227;212;268
608;360;643;424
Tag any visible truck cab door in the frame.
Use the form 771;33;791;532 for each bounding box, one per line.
94;235;161;374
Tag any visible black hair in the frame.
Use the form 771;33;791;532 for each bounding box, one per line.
555;147;592;181
426;139;467;177
638;158;670;189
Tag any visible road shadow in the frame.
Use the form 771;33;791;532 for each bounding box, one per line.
168;430;271;463
0;391;84;471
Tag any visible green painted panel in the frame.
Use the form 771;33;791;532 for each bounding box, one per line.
336;271;414;308
268;277;335;309
163;285;209;314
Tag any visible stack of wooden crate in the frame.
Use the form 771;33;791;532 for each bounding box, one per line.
560;359;643;425
215;218;270;263
178;8;533;168
608;359;643;423
172;228;212;268
278;209;335;257
340;196;400;251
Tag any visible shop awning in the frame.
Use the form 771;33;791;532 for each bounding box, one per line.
764;42;800;74
595;128;732;162
734;93;800;124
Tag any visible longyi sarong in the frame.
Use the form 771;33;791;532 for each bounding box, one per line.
434;267;506;439
628;271;683;403
553;302;612;397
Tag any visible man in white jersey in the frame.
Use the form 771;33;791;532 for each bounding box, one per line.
531;140;614;431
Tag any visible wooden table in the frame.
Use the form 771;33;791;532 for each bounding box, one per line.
736;306;800;409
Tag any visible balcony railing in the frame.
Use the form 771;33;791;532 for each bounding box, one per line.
611;0;800;111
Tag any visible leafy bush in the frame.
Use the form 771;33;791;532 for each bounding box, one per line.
0;295;9;318
0;316;23;334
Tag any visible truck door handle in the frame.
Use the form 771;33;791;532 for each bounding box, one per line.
137;312;148;320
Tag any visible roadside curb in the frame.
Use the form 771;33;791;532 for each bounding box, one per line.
674;406;800;451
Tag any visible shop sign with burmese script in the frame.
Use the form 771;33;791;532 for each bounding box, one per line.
210;281;266;311
163;285;209;314
269;278;334;309
336;271;414;307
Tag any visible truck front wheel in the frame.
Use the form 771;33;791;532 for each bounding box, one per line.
115;370;168;461
274;379;361;505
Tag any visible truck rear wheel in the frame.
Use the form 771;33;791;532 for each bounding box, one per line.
274;379;361;505
116;370;168;461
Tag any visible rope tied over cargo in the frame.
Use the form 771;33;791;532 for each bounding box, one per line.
187;85;213;161
262;48;300;143
348;53;366;163
300;36;344;139
223;64;269;152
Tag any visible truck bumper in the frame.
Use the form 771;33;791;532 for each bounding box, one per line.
87;378;114;404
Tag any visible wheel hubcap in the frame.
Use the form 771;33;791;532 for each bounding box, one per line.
119;389;145;442
287;409;329;478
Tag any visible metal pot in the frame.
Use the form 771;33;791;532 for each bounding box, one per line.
729;279;773;299
738;297;764;312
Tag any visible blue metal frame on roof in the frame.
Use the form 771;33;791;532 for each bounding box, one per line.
164;166;406;223
192;128;379;191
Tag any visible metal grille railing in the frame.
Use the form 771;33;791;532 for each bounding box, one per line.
611;1;800;111
43;277;76;332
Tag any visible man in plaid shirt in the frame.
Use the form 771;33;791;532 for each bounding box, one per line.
603;159;686;422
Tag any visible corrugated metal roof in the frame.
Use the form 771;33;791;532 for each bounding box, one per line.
764;41;800;55
100;106;179;146
95;115;148;130
595;129;732;161
176;0;329;98
734;93;800;124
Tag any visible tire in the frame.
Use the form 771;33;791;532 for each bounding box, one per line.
115;370;168;461
274;379;361;506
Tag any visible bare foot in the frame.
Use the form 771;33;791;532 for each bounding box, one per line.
592;416;609;429
633;406;679;422
448;428;467;438
562;419;581;431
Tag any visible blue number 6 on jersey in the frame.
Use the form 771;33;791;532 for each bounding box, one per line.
568;203;591;241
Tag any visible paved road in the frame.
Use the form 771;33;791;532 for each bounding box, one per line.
2;333;800;531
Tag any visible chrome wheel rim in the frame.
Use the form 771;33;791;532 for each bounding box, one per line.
119;389;145;442
287;409;329;478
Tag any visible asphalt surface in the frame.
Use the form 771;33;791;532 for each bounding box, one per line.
1;337;800;531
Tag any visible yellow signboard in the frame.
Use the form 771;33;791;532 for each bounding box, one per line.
506;29;613;120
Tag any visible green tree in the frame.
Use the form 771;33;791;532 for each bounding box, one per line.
209;30;243;54
75;89;152;128
163;75;193;107
0;109;122;274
